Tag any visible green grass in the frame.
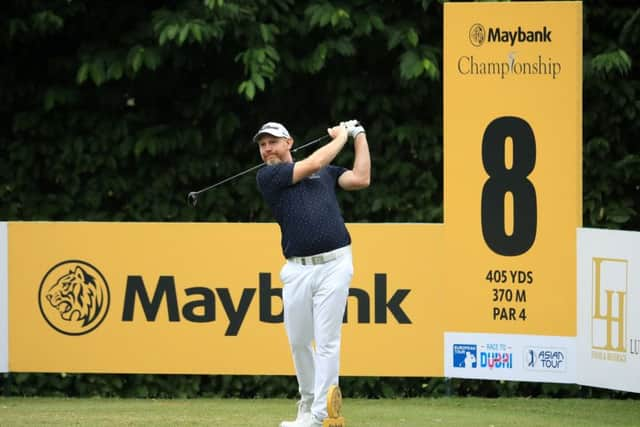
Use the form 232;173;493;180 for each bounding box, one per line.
0;397;637;426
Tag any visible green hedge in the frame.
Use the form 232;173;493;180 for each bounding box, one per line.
1;374;637;399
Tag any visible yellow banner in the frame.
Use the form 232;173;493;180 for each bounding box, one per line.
443;1;582;335
9;222;444;375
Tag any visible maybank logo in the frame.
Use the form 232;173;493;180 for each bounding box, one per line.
38;260;110;336
121;272;411;336
469;24;552;47
592;257;627;362
37;266;411;337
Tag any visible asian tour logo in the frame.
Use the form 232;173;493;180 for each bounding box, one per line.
591;258;627;362
525;347;567;372
38;260;110;336
453;343;513;369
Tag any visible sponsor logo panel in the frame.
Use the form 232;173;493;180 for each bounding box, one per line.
445;332;576;383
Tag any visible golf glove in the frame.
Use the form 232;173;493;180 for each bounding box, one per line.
343;119;365;140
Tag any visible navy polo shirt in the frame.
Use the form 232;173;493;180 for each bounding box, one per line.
257;163;351;259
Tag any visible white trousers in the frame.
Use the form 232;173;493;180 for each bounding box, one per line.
280;246;353;421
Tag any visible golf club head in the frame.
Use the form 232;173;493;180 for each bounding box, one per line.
187;192;199;207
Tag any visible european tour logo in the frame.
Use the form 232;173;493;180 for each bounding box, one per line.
591;257;627;363
38;260;111;336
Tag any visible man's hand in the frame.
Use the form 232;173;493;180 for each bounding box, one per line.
343;119;365;140
328;124;349;140
337;119;370;190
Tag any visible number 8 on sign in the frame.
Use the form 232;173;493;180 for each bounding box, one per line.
481;116;537;256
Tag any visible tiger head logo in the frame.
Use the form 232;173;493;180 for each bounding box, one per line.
469;23;486;47
39;260;110;336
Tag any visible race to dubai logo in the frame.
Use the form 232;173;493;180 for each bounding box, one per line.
38;260;110;336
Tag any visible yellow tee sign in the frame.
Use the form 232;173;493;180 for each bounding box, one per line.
443;1;582;335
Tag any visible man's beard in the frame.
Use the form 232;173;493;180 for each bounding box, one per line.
265;157;282;165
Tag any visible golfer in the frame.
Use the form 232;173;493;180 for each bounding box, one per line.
254;120;370;427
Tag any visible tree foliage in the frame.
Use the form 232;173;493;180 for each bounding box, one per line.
582;3;639;229
1;0;444;223
2;0;637;227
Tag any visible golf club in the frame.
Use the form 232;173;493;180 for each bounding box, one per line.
187;133;331;207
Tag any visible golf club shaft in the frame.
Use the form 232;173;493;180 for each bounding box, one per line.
291;134;330;154
193;162;264;196
189;133;330;202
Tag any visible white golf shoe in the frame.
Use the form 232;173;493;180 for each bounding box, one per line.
279;413;321;427
280;400;320;427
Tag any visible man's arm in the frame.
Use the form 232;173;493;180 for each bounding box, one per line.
338;132;371;190
292;124;349;184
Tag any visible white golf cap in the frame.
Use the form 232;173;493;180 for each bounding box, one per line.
253;122;291;142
